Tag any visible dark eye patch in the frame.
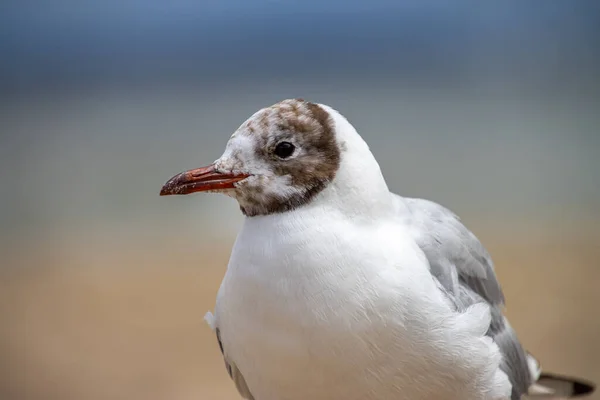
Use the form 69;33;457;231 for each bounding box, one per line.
239;100;340;216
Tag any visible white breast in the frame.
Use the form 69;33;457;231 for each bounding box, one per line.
213;206;511;400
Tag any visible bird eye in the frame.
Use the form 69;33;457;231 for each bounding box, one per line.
274;142;295;159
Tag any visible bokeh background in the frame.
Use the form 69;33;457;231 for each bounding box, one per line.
1;1;599;399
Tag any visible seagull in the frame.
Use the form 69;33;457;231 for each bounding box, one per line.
160;99;595;400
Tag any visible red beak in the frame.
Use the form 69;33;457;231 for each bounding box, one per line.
159;164;249;196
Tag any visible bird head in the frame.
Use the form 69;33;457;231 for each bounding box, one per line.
160;99;389;217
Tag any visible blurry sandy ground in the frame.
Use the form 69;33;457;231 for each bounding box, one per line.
0;221;598;400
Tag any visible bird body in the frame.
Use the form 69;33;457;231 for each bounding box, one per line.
161;99;595;400
213;201;511;400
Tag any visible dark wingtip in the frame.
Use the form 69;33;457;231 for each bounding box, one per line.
573;380;595;396
538;373;596;397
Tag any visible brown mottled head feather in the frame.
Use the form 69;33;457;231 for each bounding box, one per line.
218;99;341;217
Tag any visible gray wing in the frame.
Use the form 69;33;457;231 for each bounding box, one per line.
398;195;532;400
205;309;254;398
215;327;256;400
400;196;504;305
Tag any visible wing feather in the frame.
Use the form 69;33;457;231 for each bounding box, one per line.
398;195;532;400
205;311;255;400
401;196;505;306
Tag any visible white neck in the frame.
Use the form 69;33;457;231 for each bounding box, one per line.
309;104;393;220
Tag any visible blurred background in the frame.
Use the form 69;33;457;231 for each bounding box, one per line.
1;1;599;399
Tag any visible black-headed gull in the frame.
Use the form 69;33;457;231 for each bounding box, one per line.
160;99;594;400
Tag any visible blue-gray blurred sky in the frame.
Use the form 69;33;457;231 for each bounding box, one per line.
1;1;599;249
2;1;600;90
